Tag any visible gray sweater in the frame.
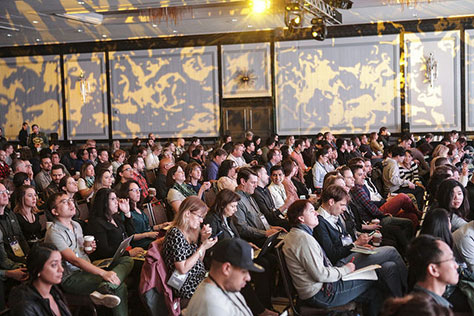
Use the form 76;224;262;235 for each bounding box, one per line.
282;227;351;300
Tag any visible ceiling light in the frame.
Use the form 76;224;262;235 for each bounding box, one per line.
102;34;107;38
311;17;327;41
6;34;12;37
32;20;39;24
251;0;271;14
35;38;41;42
77;29;83;32
231;18;238;22
173;30;178;33
152;24;158;27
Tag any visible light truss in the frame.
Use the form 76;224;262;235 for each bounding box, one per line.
302;0;342;25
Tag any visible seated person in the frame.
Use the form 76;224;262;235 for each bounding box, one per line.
0;182;29;263
350;164;421;229
251;165;290;230
382;146;424;210
216;160;238;192
163;196;217;300
86;188;144;261
166;165;211;214
282;199;387;316
313;184;407;297
267;165;296;214
117;180;169;249
14;185;44;244
0;227;28;310
45;192;134;316
407;235;460;310
8;244;72;315
436;179;470;232
382;292;454;316
184;238;264;316
349;165;415;241
232;168;285;247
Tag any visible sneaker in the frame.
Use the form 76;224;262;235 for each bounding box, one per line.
90;291;121;308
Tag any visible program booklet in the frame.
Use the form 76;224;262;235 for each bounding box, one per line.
342;264;381;281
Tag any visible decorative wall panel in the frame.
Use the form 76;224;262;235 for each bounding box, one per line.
109;46;219;138
275;35;401;135
0;55;63;140
64;52;108;140
405;31;461;133
466;29;474;131
221;43;272;98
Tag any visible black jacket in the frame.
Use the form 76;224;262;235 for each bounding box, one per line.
9;283;72;316
252;186;290;230
203;211;239;241
313;215;353;265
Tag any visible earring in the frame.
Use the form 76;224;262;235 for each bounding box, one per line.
37;273;41;277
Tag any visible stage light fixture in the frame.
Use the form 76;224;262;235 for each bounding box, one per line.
311;17;327;41
251;0;271;13
284;1;304;30
323;0;352;9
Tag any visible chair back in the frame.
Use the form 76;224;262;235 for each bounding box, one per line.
144;202;169;226
76;202;90;221
275;242;299;315
203;183;218;208
145;170;157;186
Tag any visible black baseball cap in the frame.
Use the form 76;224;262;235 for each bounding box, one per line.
211;238;264;273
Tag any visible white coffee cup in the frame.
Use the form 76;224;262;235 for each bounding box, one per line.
372;232;382;247
84;235;95;251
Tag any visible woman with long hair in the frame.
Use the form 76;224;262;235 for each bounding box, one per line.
204;189;240;240
117;180;169;249
419;208;453;247
111;149;126;176
93;168;114;193
312;145;332;190
436;179;470;232
77;161;95;201
216;159;238;191
86;188;144;261
14;185;43;243
162;196;217;301
9;243;72;316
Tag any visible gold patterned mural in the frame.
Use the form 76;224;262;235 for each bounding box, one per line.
0;55;63;140
275;35;401;135
109;46;219;138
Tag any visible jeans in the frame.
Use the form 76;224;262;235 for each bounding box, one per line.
304;279;383;316
61;256;134;316
338;246;407;297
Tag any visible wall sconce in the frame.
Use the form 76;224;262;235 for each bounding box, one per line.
79;71;91;104
234;69;257;89
425;53;437;87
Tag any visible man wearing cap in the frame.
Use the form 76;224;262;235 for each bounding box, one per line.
184;238;263;315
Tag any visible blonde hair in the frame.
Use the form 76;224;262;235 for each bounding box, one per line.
172;196;208;243
432;144;449;159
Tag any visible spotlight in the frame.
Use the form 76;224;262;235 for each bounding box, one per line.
323;0;353;9
311;17;327;41
251;0;271;14
284;1;303;30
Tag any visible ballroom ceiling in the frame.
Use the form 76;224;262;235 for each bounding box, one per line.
0;0;473;47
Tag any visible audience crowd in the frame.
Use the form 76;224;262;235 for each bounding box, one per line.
1;123;474;315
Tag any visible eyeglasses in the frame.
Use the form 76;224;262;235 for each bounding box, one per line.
0;190;10;195
124;168;132;172
192;212;205;219
129;188;141;193
433;257;456;265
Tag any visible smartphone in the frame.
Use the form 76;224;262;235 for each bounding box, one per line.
211;231;223;239
368;230;376;237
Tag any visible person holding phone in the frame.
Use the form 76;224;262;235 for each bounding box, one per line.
163;196;218;303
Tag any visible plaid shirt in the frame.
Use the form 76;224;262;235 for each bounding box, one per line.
350;184;384;221
133;171;149;199
0;162;10;179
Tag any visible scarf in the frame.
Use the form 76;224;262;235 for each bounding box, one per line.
172;182;197;198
